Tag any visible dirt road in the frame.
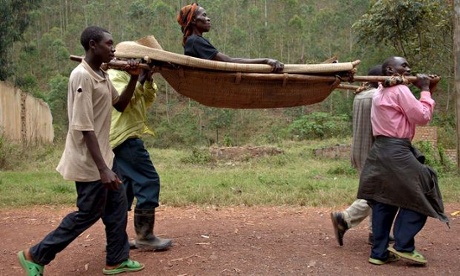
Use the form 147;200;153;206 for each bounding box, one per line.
1;204;459;275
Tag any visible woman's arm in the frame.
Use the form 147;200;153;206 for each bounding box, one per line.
213;52;284;72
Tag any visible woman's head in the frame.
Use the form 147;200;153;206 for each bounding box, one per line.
177;3;211;45
177;3;199;45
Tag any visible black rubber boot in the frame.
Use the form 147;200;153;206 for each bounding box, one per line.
131;208;172;251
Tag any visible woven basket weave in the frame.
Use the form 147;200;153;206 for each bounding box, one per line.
115;36;359;109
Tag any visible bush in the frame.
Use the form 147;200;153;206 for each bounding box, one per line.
327;163;357;176
0;135;22;170
413;141;456;175
180;148;212;165
288;112;351;140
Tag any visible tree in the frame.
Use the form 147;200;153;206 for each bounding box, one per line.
455;0;460;169
0;0;42;80
352;0;455;124
47;75;69;137
8;0;455;147
352;0;452;72
205;108;235;145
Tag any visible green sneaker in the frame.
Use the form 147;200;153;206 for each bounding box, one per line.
387;245;427;264
368;252;400;265
102;259;145;275
17;250;44;276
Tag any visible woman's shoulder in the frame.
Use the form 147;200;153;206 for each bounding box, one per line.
187;34;210;44
184;34;218;59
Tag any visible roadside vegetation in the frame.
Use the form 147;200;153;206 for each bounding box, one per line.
1;137;458;209
1;1;458;209
0;0;456;148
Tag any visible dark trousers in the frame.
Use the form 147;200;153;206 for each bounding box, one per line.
113;138;160;211
29;167;129;266
370;201;427;260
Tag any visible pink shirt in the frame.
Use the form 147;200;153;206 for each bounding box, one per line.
371;84;435;140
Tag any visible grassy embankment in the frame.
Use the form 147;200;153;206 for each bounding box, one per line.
1;138;459;209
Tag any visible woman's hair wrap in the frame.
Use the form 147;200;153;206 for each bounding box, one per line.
177;3;199;46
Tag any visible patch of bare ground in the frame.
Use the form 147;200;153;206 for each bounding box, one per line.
2;203;460;275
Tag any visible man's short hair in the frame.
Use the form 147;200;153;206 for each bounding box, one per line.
80;26;110;51
367;64;382;88
368;64;382;76
381;57;401;76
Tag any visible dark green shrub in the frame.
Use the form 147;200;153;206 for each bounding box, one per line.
288;112;351;140
0;135;22;170
413;141;456;175
181;148;212;165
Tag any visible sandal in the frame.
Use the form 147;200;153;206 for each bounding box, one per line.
387;245;427;264
368;252;400;265
17;250;44;276
102;259;145;275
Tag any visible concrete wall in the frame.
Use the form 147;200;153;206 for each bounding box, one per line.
0;81;54;144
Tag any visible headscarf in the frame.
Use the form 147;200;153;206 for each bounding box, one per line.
177;2;199;46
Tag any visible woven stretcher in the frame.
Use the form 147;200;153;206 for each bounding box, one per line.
114;36;360;109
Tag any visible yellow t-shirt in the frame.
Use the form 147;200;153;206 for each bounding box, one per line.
108;70;157;149
56;60;118;182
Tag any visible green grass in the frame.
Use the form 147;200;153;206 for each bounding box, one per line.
0;171;74;207
1;139;459;209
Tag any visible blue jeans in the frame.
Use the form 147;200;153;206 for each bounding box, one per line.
29;164;129;266
370;201;427;261
113;138;160;211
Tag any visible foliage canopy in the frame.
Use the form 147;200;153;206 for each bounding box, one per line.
1;0;456;148
0;0;42;80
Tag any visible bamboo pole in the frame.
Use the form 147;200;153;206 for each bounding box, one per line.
351;75;440;84
70;55;151;70
69;55;440;85
337;84;360;90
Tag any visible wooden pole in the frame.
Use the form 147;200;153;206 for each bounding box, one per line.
455;0;460;170
69;55;439;86
69;55;151;70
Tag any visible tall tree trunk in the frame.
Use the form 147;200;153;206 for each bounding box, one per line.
455;0;460;169
264;0;268;27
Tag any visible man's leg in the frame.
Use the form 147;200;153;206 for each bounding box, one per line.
385;208;428;264
393;208;427;252
114;138;172;251
331;199;370;246
27;181;107;265
101;170;145;273
369;201;398;261
102;179;130;266
345;199;376;244
344;199;371;229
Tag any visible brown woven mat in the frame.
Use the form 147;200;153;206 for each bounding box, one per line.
115;36;359;74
